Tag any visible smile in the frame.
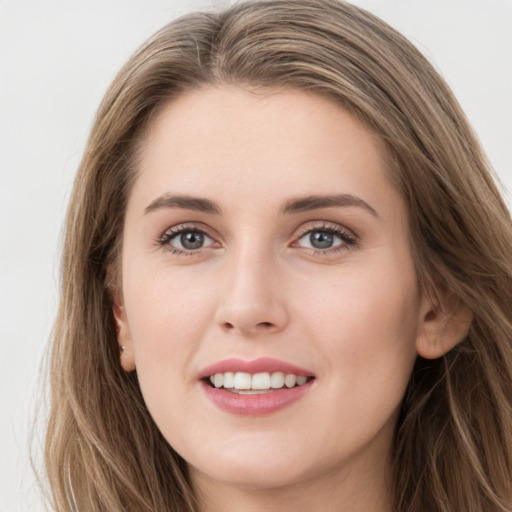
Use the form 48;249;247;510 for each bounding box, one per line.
207;371;312;393
200;358;315;415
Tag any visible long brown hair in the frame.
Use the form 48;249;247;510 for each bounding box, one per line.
44;1;512;510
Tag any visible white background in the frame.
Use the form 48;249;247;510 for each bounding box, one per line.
1;1;511;510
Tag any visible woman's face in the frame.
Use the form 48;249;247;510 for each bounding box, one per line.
116;86;431;496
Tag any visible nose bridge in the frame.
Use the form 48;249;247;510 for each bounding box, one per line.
215;239;288;335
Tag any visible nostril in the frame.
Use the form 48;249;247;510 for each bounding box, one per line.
218;319;279;334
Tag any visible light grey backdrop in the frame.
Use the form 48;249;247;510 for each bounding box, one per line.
1;1;511;511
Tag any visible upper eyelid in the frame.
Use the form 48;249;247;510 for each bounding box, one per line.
160;222;213;238
298;223;341;233
294;221;355;237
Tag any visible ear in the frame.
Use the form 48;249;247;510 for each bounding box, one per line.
416;290;473;360
108;268;136;372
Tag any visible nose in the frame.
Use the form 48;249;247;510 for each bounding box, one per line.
214;249;289;337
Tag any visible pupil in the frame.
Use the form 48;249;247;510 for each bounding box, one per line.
181;231;204;249
310;231;333;249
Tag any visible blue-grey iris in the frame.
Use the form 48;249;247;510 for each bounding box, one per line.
310;231;334;249
181;231;204;249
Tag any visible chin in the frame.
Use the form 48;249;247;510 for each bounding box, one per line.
190;454;314;492
184;430;342;496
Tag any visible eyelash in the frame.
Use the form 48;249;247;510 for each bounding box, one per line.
294;222;358;254
157;224;214;256
156;222;358;256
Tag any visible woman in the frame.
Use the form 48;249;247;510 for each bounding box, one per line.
44;0;512;510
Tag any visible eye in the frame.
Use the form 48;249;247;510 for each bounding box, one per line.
298;230;343;249
302;230;338;249
294;225;357;252
158;226;216;253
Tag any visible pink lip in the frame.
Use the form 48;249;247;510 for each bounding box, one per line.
199;357;313;379
199;357;315;416
200;380;314;416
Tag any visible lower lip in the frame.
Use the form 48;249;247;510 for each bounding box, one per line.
200;380;313;416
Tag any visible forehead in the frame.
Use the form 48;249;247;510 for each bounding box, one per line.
130;85;402;221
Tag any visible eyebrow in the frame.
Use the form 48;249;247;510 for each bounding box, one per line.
280;194;379;217
144;192;378;218
144;194;221;215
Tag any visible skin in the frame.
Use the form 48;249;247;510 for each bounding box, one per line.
115;86;464;511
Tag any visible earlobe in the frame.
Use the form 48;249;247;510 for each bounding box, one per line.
110;280;136;372
415;291;473;360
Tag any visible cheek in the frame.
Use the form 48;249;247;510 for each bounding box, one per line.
122;264;216;381
298;255;421;399
121;267;217;440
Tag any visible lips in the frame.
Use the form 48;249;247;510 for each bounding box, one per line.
199;357;315;416
200;357;312;377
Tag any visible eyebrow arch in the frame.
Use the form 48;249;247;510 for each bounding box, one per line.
144;194;221;215
280;194;379;217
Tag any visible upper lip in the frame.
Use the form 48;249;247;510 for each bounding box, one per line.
199;357;314;379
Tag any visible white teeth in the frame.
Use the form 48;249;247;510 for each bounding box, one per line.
233;372;252;390
296;375;307;386
207;371;311;391
284;374;297;388
270;371;285;388
233;389;273;395
223;371;235;389
252;372;271;389
214;373;224;388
